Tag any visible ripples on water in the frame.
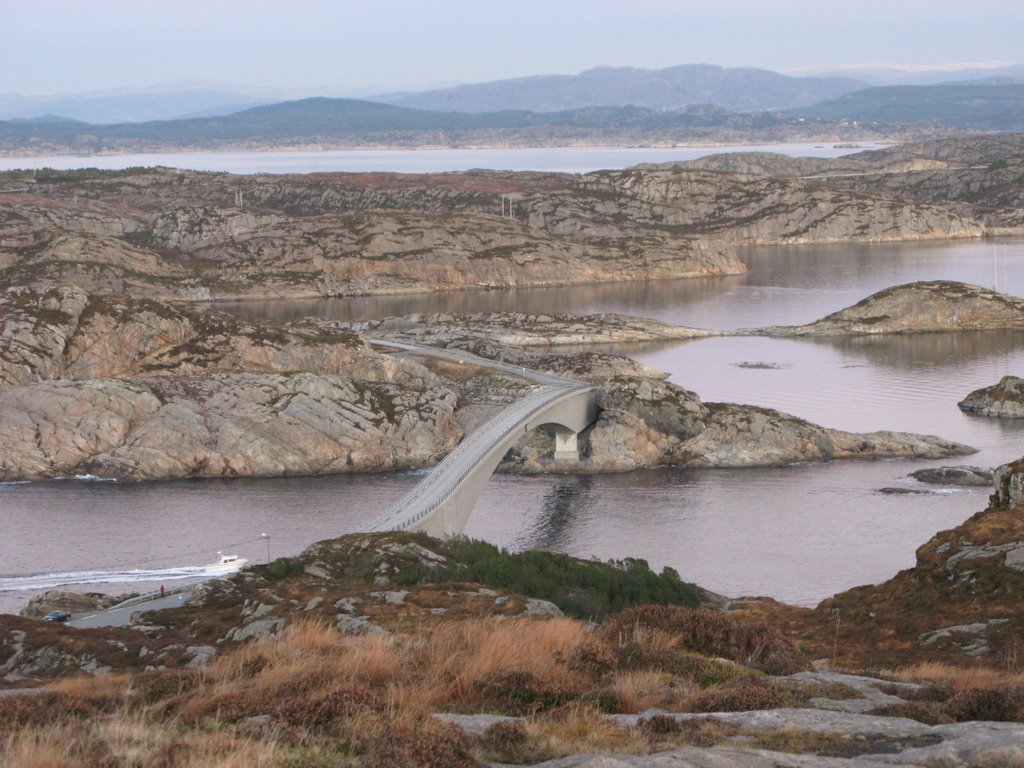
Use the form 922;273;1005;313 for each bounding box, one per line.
2;222;1023;611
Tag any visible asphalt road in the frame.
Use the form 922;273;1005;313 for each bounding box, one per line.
67;588;195;629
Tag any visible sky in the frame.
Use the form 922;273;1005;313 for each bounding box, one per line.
4;0;1022;95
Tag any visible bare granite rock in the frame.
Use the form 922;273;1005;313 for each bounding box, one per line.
0;373;462;481
506;381;973;472
959;375;1024;418
673;403;973;468
992;457;1024;508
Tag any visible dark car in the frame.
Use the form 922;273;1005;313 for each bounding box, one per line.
41;610;71;622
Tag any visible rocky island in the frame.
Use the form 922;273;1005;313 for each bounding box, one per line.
959;375;1024;417
760;281;1024;336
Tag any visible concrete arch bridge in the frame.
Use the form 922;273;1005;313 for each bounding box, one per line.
361;341;600;537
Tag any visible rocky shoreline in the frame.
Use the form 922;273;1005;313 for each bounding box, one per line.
0;287;979;482
3;136;1024;304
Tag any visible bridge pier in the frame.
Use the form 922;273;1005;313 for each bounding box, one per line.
553;428;580;461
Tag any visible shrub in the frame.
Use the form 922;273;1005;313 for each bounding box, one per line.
473;671;574;715
406;538;700;618
684;677;800;713
947;688;1024;722
132;670;204;706
637;715;733;748
475;720;543;764
869;701;953;725
263;557;306;581
0;691;103;731
354;714;478;768
602;605;805;675
273;684;379;730
636;713;681;736
565;640;617;678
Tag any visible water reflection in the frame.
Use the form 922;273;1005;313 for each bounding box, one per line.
521;476;594;551
216;238;1024;331
804;331;1024;370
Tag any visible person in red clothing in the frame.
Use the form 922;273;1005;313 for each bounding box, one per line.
160;585;165;597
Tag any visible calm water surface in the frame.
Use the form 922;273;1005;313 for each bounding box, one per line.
3;238;1024;612
0;142;882;175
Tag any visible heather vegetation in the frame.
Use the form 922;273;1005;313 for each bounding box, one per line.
0;613;808;767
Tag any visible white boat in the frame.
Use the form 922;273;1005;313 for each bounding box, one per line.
204;552;248;576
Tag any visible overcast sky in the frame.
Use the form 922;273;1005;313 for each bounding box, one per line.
4;0;1021;94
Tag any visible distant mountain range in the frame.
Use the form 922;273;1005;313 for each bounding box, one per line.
0;85;274;124
3;63;1023;128
0;98;795;141
3;76;1024;155
374;64;869;113
794;84;1024;130
804;63;1024;87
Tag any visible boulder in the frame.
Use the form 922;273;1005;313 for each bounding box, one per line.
910;465;994;486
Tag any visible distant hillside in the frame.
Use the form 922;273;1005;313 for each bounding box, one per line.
0;87;273;124
0;97;827;141
0;96;948;155
806;63;1024;87
795;84;1024;129
377;64;868;113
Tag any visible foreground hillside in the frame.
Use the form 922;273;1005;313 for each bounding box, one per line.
4;472;1024;766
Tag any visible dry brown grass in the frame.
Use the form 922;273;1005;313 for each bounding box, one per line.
892;662;1024;691
47;672;133;700
606;670;684;713
0;717;282;768
177;615;595;719
388;617;591;711
529;705;642;756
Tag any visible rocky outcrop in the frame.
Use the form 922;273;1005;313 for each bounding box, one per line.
992;457;1024;508
762;281;1024;336
1;177;745;301
505;379;974;472
910;465;994;486
959;375;1024;417
674;403;973;467
19;591;121;619
6;139;1024;303
0;287;470;481
352;311;716;346
0;373;462;481
0;286;422;391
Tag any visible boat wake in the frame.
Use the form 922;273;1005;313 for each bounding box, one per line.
0;566;207;593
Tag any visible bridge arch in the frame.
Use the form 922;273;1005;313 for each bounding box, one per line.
362;385;600;538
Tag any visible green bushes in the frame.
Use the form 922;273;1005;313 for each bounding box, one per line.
262;556;307;581
405;538;700;619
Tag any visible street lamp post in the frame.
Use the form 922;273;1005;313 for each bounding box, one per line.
261;532;270;563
